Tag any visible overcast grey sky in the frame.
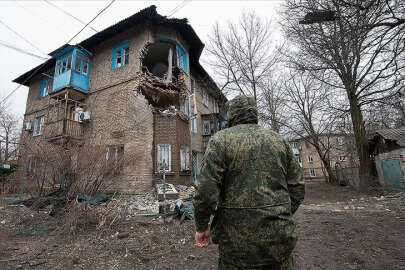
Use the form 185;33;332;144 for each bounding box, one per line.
0;0;282;118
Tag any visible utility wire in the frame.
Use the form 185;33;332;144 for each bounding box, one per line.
1;0;116;105
14;1;68;35
167;0;192;18
0;40;50;60
67;0;115;44
43;0;99;33
0;18;47;56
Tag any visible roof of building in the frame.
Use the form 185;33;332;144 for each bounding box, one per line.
13;5;206;87
374;127;405;147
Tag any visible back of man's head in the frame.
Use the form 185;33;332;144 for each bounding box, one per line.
226;95;258;127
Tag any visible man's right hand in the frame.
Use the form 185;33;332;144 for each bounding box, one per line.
195;230;211;247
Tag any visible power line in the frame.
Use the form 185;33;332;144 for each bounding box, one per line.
0;40;50;60
43;0;98;33
13;1;68;35
1;0;116;105
67;0;116;44
0;18;47;56
167;0;192;18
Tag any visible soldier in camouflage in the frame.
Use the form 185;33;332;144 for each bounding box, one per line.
193;95;305;270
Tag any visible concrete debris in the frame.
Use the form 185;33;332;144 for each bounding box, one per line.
156;184;179;201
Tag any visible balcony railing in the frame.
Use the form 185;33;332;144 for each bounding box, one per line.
45;119;83;139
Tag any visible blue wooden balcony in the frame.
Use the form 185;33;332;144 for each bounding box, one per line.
50;45;91;94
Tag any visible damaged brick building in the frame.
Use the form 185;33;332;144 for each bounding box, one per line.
13;6;227;192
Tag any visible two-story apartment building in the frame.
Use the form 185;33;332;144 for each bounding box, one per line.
13;6;226;193
290;134;357;181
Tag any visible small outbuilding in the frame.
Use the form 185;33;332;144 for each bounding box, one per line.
369;127;405;190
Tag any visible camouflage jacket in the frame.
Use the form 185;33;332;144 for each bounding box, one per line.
193;95;305;268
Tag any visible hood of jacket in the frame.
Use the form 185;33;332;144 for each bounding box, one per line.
226;95;258;127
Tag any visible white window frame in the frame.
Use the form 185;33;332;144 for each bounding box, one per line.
338;155;345;162
180;145;190;171
308;155;313;163
309;168;316;177
33;115;45;136
190;116;197;133
291;142;298;149
157;144;171;172
202;91;209;107
203;120;211;135
123;47;129;65
337;137;344;145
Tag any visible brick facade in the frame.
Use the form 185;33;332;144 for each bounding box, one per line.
17;9;224;193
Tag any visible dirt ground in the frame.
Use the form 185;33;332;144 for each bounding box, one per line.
1;181;405;270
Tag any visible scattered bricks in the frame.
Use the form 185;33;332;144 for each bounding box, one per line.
117;232;131;239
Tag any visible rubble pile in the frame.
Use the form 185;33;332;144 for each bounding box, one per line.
119;184;196;217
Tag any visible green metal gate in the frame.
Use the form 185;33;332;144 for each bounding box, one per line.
381;159;404;189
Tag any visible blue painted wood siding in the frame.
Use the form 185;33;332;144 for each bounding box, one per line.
176;44;187;72
52;48;90;93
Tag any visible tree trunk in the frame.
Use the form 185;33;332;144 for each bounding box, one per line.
5;132;9;161
348;93;371;189
314;146;337;184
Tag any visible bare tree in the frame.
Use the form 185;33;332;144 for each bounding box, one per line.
258;73;288;133
281;0;405;187
205;11;280;101
280;71;343;183
0;104;20;162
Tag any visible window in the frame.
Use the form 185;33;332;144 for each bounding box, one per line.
180;145;190;171
338;155;346;162
202;91;209;107
308;155;313;163
213;100;219;113
105;144;124;175
291;142;298;148
123;47;129;65
112;41;130;69
210;119;215;134
39;78;50;98
185;99;190;117
203;120;211;135
33;115;45;136
296;155;302;164
55;54;72;76
75;53;90;76
191;117;197;133
176;44;187;72
26;155;36;173
157;144;171;171
190;78;195;93
310;168;316;177
337;137;344;145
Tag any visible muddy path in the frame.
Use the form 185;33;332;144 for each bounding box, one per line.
1;182;405;269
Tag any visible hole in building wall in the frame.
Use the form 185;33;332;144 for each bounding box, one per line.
142;42;174;79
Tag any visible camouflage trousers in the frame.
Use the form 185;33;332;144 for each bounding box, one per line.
218;256;294;270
